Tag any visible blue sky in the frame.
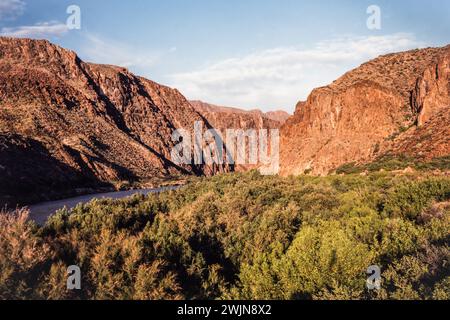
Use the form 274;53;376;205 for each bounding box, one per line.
1;0;449;112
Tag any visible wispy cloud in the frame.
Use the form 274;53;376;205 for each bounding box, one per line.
0;0;25;21
0;21;68;38
78;33;161;70
169;33;427;112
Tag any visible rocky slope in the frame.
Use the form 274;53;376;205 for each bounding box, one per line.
0;37;225;206
280;45;450;176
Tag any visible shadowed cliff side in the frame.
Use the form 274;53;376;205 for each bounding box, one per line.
0;37;228;207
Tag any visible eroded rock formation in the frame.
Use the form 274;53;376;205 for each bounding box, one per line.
280;45;450;176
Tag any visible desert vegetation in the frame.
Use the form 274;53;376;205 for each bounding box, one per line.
0;170;449;300
335;155;450;175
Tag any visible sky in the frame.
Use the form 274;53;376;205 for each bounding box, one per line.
0;0;449;113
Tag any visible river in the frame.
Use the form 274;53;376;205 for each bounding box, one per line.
28;186;180;225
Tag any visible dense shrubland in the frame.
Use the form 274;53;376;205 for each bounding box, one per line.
1;171;449;300
335;155;450;175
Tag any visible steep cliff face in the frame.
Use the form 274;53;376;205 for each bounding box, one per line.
280;45;450;176
0;37;222;206
411;49;450;126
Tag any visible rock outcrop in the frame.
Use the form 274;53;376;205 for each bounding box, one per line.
280;45;450;176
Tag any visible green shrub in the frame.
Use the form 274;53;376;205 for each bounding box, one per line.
0;171;449;300
382;179;450;220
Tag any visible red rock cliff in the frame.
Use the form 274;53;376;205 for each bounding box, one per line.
280;45;450;176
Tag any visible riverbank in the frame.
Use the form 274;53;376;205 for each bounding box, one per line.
1;175;187;210
28;186;183;225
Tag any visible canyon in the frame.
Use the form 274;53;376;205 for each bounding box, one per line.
0;37;284;207
0;37;449;207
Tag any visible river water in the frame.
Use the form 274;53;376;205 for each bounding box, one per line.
28;186;180;225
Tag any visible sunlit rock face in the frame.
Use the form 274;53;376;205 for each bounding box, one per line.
280;45;450;176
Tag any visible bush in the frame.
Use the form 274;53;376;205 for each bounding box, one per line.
0;171;449;300
335;155;450;174
382;179;450;220
0;210;51;299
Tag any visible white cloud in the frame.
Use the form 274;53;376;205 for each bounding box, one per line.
0;21;68;38
169;33;427;112
0;0;25;21
78;34;161;71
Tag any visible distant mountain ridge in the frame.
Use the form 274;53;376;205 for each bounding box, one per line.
190;100;288;173
190;100;290;129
